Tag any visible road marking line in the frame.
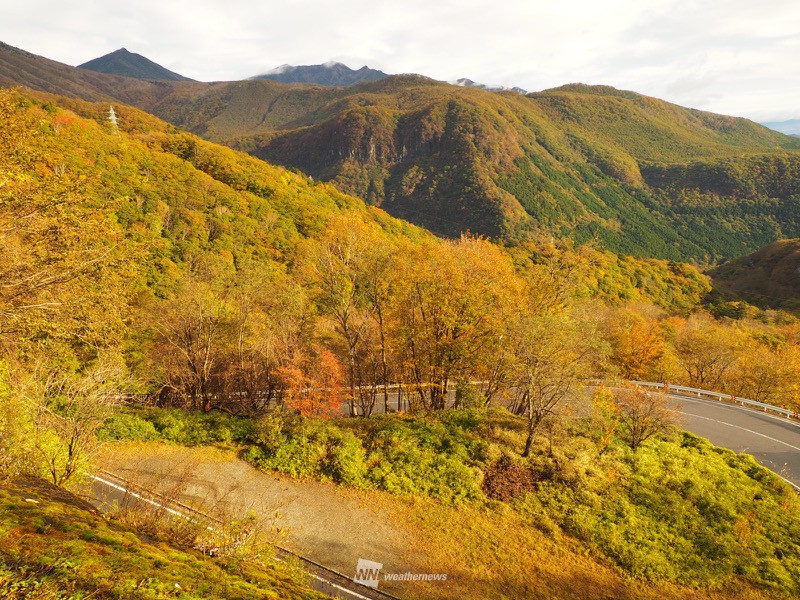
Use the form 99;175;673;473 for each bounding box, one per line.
90;476;377;600
675;411;800;452
671;394;800;428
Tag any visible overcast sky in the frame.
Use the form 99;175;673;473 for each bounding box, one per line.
3;0;799;121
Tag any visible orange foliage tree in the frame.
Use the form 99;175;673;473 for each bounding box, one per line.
275;350;345;417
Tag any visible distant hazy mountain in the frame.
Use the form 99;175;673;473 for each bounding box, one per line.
450;77;527;94
253;62;388;86
761;119;800;136
79;48;193;82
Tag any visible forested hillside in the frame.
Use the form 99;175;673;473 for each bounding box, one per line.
2;87;800;466
0;86;710;438
6;86;800;599
3;41;800;263
711;238;800;310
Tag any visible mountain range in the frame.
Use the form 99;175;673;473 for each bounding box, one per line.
253;61;388;86
72;47;526;93
450;77;527;94
761;119;800;136
3;41;800;263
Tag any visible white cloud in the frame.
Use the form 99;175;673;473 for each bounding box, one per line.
2;0;799;119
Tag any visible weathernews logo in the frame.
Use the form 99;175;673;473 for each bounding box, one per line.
353;558;447;589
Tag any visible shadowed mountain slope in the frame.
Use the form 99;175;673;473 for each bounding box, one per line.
79;47;194;81
711;239;800;309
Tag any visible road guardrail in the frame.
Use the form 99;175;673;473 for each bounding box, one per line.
630;380;800;421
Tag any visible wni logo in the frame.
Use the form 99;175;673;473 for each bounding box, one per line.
353;558;383;589
353;558;448;589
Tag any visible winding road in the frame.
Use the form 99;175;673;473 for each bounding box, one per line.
668;392;800;490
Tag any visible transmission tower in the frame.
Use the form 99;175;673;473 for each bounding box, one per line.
108;105;119;135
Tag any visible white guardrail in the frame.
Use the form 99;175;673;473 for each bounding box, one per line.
631;380;800;421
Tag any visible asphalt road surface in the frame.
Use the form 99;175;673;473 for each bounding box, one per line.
668;393;800;490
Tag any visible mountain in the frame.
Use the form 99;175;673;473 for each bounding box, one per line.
211;79;800;261
762;118;800;136
451;77;527;94
0;40;126;101
0;40;196;107
3;41;800;262
253;61;388;86
78;47;193;81
711;239;800;309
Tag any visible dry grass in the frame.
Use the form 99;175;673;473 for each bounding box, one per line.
389;496;791;600
94;439;795;600
98;439;236;466
0;478;323;599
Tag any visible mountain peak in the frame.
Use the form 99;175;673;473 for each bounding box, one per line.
450;77;527;94
78;48;193;82
252;62;388;86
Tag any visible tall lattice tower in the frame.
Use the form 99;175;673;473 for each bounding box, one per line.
108;105;119;135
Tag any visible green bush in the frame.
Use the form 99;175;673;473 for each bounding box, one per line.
97;413;159;442
321;430;368;487
515;431;800;590
99;408;257;446
242;410;485;502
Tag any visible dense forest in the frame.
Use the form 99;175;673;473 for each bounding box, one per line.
1;87;800;482
3;87;800;597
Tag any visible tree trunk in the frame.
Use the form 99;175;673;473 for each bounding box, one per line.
522;429;535;458
522;388;536;457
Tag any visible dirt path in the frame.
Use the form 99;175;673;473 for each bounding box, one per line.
97;442;420;578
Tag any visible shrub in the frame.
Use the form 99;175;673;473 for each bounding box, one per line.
143;409;257;446
97;413;159;442
321;430;368;486
481;456;537;501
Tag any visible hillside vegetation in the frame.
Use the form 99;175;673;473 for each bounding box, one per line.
146;78;800;262
3;41;800;262
4;87;800;597
0;478;321;599
711;239;800;310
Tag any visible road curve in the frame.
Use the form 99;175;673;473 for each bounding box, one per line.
87;473;400;600
669;393;800;490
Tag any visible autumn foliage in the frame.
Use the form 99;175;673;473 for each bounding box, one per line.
274;351;344;417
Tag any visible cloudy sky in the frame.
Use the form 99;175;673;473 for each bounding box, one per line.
3;0;799;121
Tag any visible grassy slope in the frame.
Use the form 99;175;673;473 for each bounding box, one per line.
100;407;800;599
0;478;321;599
